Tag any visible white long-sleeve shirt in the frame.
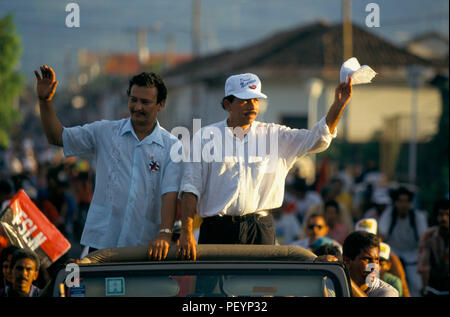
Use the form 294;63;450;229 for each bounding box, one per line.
180;116;336;218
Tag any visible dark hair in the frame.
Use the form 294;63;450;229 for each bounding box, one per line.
431;198;450;226
313;244;343;263
126;72;167;104
221;95;235;110
9;249;40;272
324;200;340;214
292;177;308;194
434;199;449;213
391;186;414;202
343;231;379;261
0;179;13;196
0;245;20;264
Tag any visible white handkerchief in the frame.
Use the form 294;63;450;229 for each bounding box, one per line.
340;57;377;85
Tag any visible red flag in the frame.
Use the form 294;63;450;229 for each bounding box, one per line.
0;190;71;267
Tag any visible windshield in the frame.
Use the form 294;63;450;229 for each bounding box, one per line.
63;268;340;297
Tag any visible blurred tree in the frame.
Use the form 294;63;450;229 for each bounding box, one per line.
0;14;23;149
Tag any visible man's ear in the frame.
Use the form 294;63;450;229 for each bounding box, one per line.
158;100;165;110
223;99;232;112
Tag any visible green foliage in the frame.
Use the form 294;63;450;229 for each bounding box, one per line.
0;14;23;149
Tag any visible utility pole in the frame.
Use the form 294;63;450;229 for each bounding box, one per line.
342;0;352;142
406;66;425;185
192;0;202;57
191;0;202;119
342;0;353;60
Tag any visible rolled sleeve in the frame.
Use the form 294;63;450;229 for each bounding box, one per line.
180;161;203;199
161;161;182;196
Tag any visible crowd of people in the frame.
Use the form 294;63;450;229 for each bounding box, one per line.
275;166;449;297
0;66;448;298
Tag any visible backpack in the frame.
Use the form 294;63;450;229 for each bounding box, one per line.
387;207;419;241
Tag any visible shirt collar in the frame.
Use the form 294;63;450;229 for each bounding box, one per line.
223;118;258;143
120;118;164;147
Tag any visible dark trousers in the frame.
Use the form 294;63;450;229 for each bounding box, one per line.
198;213;275;245
194;213;275;296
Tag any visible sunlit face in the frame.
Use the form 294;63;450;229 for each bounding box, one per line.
11;258;39;295
379;259;391;274
224;97;260;128
306;216;329;241
128;85;164;130
345;247;380;286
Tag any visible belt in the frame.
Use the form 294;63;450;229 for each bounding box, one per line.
204;211;269;223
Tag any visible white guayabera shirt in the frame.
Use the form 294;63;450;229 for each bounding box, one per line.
63;119;182;249
180;116;336;218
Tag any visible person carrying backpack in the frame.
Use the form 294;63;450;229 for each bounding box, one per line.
379;187;428;296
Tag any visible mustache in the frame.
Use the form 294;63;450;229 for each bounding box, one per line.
244;111;257;115
16;277;29;283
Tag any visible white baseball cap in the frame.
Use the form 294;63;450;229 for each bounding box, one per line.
225;73;267;99
379;242;391;260
355;218;378;235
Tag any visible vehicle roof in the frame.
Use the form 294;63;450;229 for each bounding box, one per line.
79;244;318;264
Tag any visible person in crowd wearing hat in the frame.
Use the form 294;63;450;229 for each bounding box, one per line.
343;231;399;297
417;199;449;296
355;217;411;296
1;249;41;297
378;187;428;296
34;65;182;260
178;74;353;260
379;242;403;296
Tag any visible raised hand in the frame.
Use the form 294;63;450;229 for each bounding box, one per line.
334;76;352;108
34;65;59;101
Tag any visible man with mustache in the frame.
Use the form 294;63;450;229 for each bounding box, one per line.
34;66;182;260
178;73;352;260
343;231;398;297
2;249;41;297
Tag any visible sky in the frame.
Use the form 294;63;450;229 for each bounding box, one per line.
0;0;448;86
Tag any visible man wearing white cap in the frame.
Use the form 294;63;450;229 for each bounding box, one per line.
379;242;404;296
179;73;352;260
